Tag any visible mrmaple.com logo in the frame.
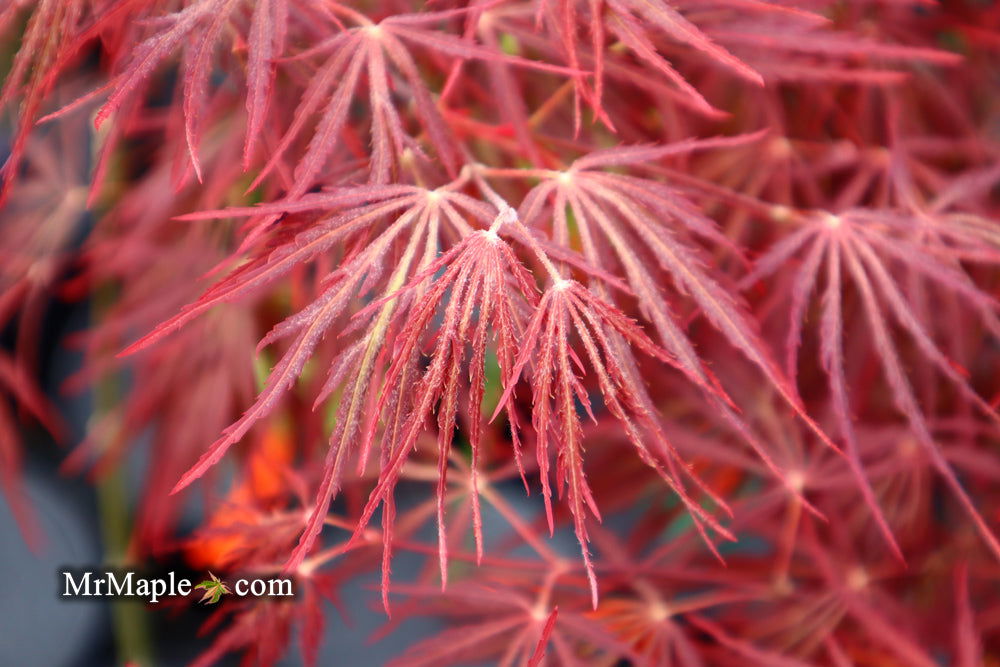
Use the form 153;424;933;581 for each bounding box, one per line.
60;568;293;604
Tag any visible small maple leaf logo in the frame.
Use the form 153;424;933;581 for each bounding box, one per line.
194;572;231;605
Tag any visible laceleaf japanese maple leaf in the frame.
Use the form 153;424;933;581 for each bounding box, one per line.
248;5;575;199
741;207;1000;561
701;10;961;85
123;179;485;356
497;134;838;471
738;525;941;667
532;0;770;119
512;134;760;393
344;208;539;594
81;0;305;178
482;0;956;128
382;579;637;666
132;180;503;568
821;421;1000;548
494;275;736;607
579;517;788;667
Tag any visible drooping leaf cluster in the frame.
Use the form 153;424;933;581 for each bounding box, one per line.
2;0;1000;665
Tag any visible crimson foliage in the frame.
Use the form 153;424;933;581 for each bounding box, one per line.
2;0;1000;664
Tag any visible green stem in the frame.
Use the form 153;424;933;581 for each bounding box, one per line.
93;286;154;667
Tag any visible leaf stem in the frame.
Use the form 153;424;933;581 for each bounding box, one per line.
469;165;565;283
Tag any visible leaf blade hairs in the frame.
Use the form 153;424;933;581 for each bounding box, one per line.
343;208;540;610
498;278;736;608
